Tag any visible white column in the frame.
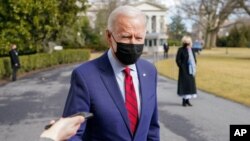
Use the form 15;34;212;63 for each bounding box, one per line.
159;15;163;33
156;15;160;33
147;15;152;33
162;15;166;33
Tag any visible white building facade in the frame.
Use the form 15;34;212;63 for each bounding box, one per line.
129;2;168;53
87;1;168;54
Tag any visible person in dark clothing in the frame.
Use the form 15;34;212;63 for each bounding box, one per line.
9;44;20;81
176;36;197;107
163;43;169;58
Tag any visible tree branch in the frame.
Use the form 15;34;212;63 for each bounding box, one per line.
239;0;250;15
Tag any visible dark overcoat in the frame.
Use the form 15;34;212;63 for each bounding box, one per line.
9;49;20;68
176;47;197;96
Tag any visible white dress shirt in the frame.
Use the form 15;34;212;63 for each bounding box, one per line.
107;49;141;116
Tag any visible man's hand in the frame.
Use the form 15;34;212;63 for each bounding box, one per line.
40;116;85;141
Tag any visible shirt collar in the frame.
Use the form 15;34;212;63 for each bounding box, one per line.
107;49;137;74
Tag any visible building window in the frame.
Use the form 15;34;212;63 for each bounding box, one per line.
160;39;165;45
154;39;157;46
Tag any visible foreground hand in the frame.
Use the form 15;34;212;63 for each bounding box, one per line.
40;116;85;141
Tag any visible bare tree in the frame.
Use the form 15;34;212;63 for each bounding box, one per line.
178;0;242;49
239;0;250;15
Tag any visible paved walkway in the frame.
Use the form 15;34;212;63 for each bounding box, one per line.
0;57;249;141
146;53;250;141
157;75;250;141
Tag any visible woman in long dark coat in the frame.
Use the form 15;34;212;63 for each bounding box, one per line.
176;36;197;106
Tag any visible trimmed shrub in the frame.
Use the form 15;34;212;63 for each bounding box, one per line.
87;44;109;51
216;36;228;47
167;39;181;46
0;58;12;78
0;49;90;79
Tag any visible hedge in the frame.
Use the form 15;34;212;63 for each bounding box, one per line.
0;49;90;79
167;39;181;46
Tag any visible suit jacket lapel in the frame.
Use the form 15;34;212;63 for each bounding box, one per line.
135;60;148;136
98;53;132;136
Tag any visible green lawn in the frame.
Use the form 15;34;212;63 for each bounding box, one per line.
155;47;250;107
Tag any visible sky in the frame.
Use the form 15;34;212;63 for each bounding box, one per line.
158;0;180;7
157;0;193;31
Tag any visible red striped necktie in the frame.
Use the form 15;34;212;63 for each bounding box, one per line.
123;67;138;135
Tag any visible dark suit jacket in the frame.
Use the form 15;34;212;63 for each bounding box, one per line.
9;49;20;68
176;47;197;95
63;52;160;141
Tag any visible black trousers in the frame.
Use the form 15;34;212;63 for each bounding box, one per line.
163;52;168;58
12;67;19;81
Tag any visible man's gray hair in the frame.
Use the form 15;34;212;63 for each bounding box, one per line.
107;5;147;32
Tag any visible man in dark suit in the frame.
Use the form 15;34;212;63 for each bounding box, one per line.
163;43;169;58
9;44;20;81
63;5;160;141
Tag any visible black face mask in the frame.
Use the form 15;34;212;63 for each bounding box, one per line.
111;34;144;65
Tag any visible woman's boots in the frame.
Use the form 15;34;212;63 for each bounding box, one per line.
182;98;192;107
